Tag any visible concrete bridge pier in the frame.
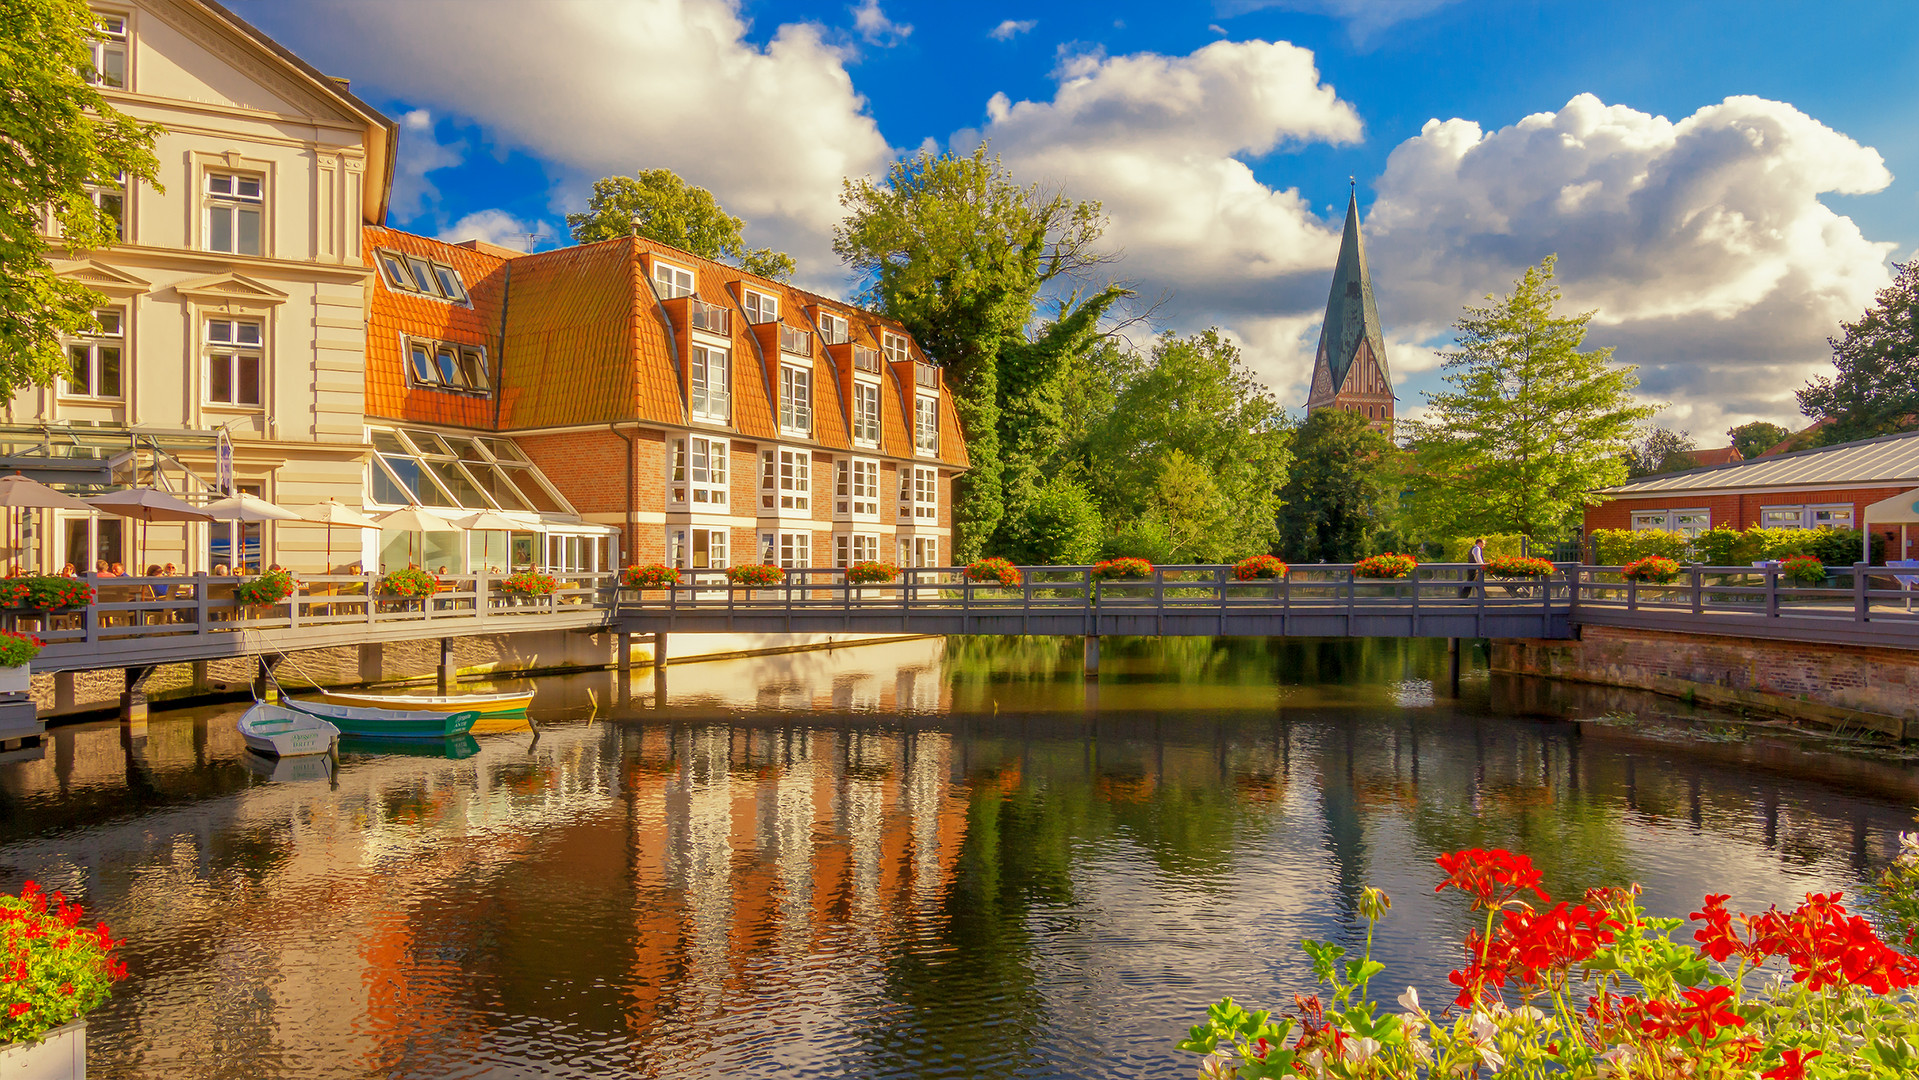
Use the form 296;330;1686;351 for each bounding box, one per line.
252;655;283;702
653;632;668;670
616;631;632;674
119;665;155;738
1084;635;1100;680
437;638;457;694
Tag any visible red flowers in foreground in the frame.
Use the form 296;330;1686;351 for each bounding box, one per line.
1435;848;1547;910
1693;889;1919;993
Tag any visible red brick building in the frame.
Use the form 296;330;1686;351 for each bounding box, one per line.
1583;430;1919;560
360;227;968;574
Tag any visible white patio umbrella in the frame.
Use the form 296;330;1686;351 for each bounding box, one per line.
300;499;382;572
203;491;303;573
87;488;213;571
454;510;520;571
377;505;462;567
0;476;93;571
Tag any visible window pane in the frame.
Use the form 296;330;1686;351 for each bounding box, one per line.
435;348;463;387
409;345;436;384
207;319;232;344
429;460;489;508
237;322;261;346
67;345;91;395
237;207;261;255
434;266;464;300
98;346;121;397
471;466;531;511
371;430;409;455
95;309;121;335
100;46;125;88
98;192;123;240
210;352;232;402
408;431;455;458
503;468;566;513
481;437;527;462
381;255;410;289
207;173;232;196
208;208;232;252
372;457;414;504
237;177;262;200
238;353;260;404
460;349;488;390
410;259;439;294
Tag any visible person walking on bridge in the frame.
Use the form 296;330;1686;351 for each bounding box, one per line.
1461;538;1486;598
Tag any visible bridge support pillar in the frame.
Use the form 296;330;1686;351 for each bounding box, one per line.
652;664;667;709
357;643;383;685
252;655;282;702
119;665;154;737
653;633;668;670
54;671;76;713
1448;638;1461;696
1084;635;1100;680
616;632;632;674
438;638;457;694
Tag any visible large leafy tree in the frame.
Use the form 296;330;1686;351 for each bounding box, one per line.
567;169;795;280
1;0;162;393
1084;330;1291;562
1405;256;1654;539
1798;260;1919;445
1627;427;1697;477
835;147;1116;560
1726;420;1789;460
1277;408;1399;563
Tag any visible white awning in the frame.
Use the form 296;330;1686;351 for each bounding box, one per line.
1863;489;1919;525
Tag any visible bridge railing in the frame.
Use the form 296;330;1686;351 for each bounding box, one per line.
1571;563;1919;634
620;562;1575;612
5;570;615;648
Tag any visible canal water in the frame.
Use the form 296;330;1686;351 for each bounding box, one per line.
1;637;1914;1079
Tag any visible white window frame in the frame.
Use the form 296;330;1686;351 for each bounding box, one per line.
1809;504;1854;529
914;394;939;456
1760;506;1807;530
881;330;911;364
64;307;125;401
835;457;880;519
690;344;731;423
776;531;812;569
653;261;695;300
669;436;729;508
817;311;848;345
88;12;127;89
672;527;729;570
1629;510;1670;532
913;466;938;521
204;170;263;256
204;317;263;407
852;380;881;447
401;336;488;395
835;533;880;567
1671;509;1711;538
780;363;812;435
898;535;938;568
85;175;125;242
761;448;811;512
742;289;779;324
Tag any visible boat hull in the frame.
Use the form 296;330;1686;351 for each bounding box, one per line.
325;690;533;718
285;696;482;738
238;704;340;758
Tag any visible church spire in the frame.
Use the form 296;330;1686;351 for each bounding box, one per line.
1305;189;1395;429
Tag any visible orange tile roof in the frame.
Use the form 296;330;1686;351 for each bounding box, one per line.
497;239;668;429
362;226;508;428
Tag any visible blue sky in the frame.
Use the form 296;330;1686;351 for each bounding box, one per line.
244;0;1919;440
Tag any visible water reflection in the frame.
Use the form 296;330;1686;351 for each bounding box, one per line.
0;637;1913;1079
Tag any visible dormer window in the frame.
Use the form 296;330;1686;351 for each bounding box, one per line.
914;393;939;455
743;289;778;324
818;311;848;346
378;249;469;305
653;261;694;299
403;335;489;395
882;330;911;364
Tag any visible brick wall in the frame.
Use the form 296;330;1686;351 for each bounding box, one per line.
1493;625;1919;738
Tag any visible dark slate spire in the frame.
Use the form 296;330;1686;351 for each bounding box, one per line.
1308;190;1392;402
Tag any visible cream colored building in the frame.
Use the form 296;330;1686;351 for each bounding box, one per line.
14;0;393;573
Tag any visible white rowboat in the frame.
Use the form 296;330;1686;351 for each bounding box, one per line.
238;702;340;757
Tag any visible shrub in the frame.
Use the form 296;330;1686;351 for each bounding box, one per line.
1590;528;1690;565
1178;847;1919;1080
726;563;784;587
1484;554;1555;579
966;557;1022;588
1009;475;1104;565
1102;516;1177;564
1780;554;1826;584
1805;527;1882;566
1234;555;1290;581
1439;534;1532;562
233;568;297;606
376;567;440;598
1092;557;1154;581
1;881;128;1046
846;561;897;585
0;576;93;611
1353;553;1417;579
1621;555;1682;583
1691;525;1742;566
0;631;43;669
622;564;680;589
501;570;558;596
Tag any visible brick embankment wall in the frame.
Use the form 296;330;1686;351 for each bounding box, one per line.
1492;626;1918;739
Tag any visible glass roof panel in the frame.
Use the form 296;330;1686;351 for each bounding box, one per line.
428;460;490;509
371;430;409;456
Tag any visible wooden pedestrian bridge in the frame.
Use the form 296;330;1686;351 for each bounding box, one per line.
11;561;1919;676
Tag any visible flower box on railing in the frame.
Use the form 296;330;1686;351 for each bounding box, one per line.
1353;553;1417;580
726;564;784;587
0;576;94;612
622;564;681;591
501;571;558;597
233;568;298;606
1484;555;1555;579
846;561;897;585
965;558;1021;588
376;567;441;599
1234;555;1289;581
1621;555;1682;584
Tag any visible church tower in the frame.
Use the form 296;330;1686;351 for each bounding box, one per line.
1305;190;1395;430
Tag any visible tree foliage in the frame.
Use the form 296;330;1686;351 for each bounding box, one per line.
1798;260;1919;445
1082;331;1291;562
835;146;1114;561
1;0;162;394
1277;408;1400;563
1002;473;1103;565
1627;427;1697;477
567;169;795;280
1405;256;1654;539
1726;420;1788;460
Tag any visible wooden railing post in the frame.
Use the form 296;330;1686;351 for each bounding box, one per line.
1410;562;1421;634
1855;561;1870;623
1765;566;1779;619
1691;566;1703;615
1627;575;1637;612
82;573;98;646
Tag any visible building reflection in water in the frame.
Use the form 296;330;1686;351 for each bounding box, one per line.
0;636;1914;1079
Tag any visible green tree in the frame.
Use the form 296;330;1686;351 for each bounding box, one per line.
1798;260;1919;445
1;0;162;394
1002;473;1103;565
566;169;795;280
1627;427;1697;477
835;147;1113;560
1405;256;1654;539
1726;420;1789;460
1085;330;1291;562
1277;409;1399;562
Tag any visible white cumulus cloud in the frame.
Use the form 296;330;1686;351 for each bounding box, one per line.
1369;92;1896;433
249;0;893;286
1219;0;1462;41
989;18;1037;41
390;109;465;222
438;209;553;251
853;0;911;45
